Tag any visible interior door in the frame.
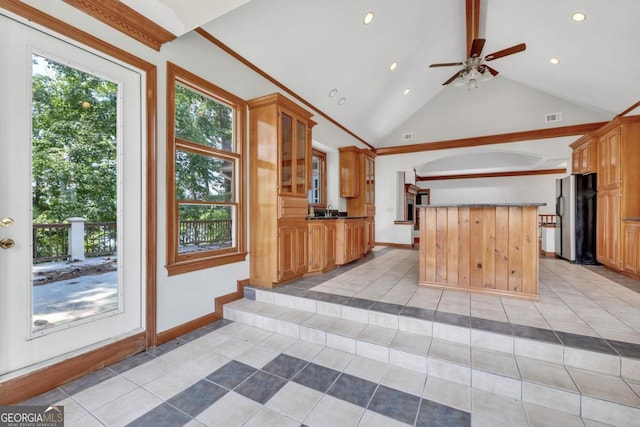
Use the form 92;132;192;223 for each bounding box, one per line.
0;14;145;377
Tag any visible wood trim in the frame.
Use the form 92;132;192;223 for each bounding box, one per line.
166;62;248;276
156;279;249;345
617;100;640;118
194;27;374;150
417;168;566;181
1;0;159;357
375;242;415;249
374;122;608;156
62;0;176;51
311;149;327;207
0;333;145;405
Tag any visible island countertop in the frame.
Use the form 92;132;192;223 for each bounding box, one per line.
418;203;546;208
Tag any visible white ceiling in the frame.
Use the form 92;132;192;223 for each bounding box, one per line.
123;0;640;151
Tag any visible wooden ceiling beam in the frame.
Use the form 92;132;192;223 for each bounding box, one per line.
466;0;480;56
417;168;566;182
374;122;608;156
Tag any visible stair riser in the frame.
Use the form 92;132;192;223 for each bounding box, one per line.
250;288;629;376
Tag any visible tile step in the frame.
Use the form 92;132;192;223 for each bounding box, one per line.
223;295;640;423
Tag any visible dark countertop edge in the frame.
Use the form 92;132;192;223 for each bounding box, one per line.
623;218;640;222
306;216;368;220
417;203;546;207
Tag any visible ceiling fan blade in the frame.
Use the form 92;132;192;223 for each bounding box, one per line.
485;43;526;61
429;62;464;68
466;0;480;56
484;65;499;76
469;38;485;58
443;71;463;86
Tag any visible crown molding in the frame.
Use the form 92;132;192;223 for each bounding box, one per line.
63;0;176;51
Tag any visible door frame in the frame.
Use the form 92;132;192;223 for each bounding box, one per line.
0;1;157;404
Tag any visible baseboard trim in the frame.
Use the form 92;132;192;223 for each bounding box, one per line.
157;278;249;345
375;241;415;249
0;332;145;405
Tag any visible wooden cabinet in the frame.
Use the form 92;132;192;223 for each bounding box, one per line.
596;188;621;269
339;146;360;197
570;135;596;174
623;221;640;277
340;146;376;253
249;93;315;287
365;217;375;252
593;116;640;273
307;220;336;274
336;218;366;265
278;223;307;281
597;127;621;189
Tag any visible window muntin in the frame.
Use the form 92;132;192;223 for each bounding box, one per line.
167;63;246;274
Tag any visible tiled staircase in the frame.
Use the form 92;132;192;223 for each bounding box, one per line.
224;282;640;426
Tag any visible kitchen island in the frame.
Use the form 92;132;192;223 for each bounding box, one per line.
418;203;545;300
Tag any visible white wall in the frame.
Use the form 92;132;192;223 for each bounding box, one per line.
375;138;574;245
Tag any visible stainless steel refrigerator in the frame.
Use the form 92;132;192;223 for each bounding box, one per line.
555;174;598;264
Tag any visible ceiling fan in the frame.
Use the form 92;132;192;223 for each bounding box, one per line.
429;0;526;88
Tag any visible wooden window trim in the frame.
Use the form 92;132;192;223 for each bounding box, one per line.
311;148;327;208
166;62;247;276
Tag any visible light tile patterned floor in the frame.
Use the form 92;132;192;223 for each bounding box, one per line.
19;247;640;426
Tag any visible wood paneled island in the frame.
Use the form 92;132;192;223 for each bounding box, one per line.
418;204;545;300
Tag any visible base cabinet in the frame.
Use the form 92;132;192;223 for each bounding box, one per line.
278;224;307;282
307;221;336;274
336;218;366;265
623;222;640;277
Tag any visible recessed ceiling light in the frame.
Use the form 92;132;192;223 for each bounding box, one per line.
328;89;338;97
572;12;586;22
338;97;346;105
549;58;560;64
389;62;398;71
363;11;374;25
403;88;410;95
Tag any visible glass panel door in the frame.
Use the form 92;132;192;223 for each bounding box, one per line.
280;112;293;193
295;120;306;194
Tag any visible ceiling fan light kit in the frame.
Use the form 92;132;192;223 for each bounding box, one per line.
430;0;526;89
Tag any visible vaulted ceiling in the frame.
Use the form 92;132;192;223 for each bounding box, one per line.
117;0;639;152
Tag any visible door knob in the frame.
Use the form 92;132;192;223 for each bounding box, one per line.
0;238;15;249
0;217;13;227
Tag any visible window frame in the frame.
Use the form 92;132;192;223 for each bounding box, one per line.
166;63;246;275
310;149;327;208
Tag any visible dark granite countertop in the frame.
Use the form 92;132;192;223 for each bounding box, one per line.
417;203;546;207
306;216;368;220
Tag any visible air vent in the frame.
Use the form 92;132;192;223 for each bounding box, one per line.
545;112;562;123
401;132;414;141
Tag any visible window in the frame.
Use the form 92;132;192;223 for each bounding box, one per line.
310;149;326;207
167;63;246;275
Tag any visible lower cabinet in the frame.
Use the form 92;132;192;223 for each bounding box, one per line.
336;218;366;265
365;217;375;253
623;221;640;277
278;223;307;282
307;221;336;274
596;188;621;269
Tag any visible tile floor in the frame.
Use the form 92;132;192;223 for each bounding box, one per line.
19;247;640;426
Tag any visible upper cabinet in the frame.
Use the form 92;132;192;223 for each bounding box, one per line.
248;93;315;287
339;146;360;198
280;110;310;196
570;134;596;175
